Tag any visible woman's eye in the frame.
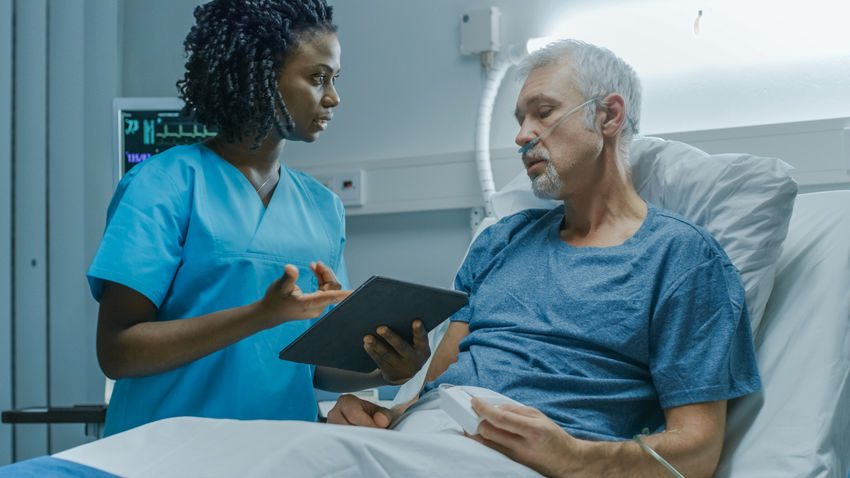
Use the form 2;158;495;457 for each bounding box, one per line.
312;74;326;85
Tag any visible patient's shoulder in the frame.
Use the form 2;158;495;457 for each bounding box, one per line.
652;206;721;245
646;204;735;270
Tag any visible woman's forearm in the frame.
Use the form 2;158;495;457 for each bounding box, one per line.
98;301;270;379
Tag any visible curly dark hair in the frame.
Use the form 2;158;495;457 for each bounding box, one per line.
177;0;336;147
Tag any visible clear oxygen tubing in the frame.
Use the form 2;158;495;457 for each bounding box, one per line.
633;431;686;478
474;45;526;217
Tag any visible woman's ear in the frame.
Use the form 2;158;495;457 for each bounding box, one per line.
599;93;626;138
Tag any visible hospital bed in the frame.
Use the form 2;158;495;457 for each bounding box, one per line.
3;135;850;477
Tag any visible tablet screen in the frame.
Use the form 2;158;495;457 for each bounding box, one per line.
278;276;468;373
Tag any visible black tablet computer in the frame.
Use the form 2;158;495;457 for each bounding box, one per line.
278;276;468;373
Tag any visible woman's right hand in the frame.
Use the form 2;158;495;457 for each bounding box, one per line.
326;393;400;428
258;262;350;328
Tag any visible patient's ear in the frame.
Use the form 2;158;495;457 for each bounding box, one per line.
599;93;626;138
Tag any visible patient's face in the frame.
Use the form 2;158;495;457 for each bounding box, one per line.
514;61;603;198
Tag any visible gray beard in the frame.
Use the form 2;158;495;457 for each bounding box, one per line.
531;161;563;199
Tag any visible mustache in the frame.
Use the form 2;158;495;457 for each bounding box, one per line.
522;147;550;163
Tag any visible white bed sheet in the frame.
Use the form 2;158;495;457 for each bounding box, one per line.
54;395;542;478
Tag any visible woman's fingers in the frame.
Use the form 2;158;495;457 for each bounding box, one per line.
279;264;300;295
367;322;428;360
326;395;393;428
363;321;431;384
261;264;350;326
411;320;429;352
327;395;373;426
310;261;342;291
363;334;393;366
376;326;414;356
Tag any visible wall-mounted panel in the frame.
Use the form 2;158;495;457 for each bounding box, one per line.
661;118;850;189
0;0;14;467
12;0;49;462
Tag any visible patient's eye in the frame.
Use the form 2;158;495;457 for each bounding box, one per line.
538;107;553;119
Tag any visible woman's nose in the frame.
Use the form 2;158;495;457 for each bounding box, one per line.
322;84;340;108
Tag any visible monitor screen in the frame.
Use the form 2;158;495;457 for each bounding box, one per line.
112;97;216;186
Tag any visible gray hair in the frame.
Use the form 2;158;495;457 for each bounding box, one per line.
518;39;642;168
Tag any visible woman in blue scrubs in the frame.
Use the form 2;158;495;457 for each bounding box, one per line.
87;0;430;436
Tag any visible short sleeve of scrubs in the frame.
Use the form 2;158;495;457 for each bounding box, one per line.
87;161;188;305
649;258;761;409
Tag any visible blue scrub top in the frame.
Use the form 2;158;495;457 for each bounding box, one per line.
88;143;349;436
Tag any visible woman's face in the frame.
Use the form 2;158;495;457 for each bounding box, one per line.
278;32;341;142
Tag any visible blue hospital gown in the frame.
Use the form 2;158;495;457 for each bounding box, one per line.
425;203;761;441
87;143;348;436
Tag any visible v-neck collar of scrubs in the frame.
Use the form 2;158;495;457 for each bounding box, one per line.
200;143;283;212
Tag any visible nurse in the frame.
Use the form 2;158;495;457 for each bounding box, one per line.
88;0;429;436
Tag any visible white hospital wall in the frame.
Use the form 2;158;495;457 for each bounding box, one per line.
298;0;850;161
2;0;850;464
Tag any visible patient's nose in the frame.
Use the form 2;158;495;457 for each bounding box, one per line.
515;121;538;148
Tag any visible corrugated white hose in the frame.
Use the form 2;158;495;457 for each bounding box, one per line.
474;58;512;217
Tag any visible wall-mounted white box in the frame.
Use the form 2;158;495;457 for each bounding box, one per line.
459;7;500;55
312;170;365;207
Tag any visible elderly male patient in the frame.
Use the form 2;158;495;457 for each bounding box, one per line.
329;39;760;478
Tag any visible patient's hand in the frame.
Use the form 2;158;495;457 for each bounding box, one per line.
364;320;430;385
327;394;398;428
468;398;576;478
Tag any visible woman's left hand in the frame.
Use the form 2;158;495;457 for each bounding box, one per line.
363;320;431;385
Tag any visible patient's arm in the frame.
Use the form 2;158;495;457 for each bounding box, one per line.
470;398;726;478
424;320;469;382
326;321;470;427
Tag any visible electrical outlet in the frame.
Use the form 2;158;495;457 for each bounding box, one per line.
312;170;364;207
334;170;364;206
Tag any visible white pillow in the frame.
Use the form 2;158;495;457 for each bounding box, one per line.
489;135;798;335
